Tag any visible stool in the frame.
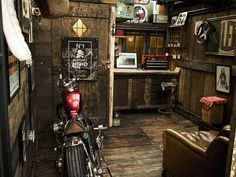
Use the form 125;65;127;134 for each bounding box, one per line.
159;82;176;114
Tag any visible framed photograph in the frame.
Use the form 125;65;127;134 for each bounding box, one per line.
216;65;231;93
8;51;20;101
116;53;137;68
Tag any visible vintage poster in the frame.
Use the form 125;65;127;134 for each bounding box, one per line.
116;0;134;19
8;52;20;99
61;37;99;81
206;18;236;56
218;19;236;56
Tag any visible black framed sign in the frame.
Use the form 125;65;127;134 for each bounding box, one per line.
206;15;236;56
8;50;20;101
216;65;231;94
61;37;98;81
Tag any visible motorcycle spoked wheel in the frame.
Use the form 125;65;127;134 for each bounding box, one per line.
65;144;87;177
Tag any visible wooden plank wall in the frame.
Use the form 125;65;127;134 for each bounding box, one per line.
113;76;172;110
8;64;36;177
35;2;112;129
35;18;53;132
51;2;111;125
175;6;236;124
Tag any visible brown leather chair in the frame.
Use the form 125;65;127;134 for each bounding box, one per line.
162;125;230;177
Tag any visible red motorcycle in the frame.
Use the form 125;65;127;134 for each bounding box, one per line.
53;73;108;177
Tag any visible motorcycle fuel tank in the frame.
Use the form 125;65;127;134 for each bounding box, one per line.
64;90;81;117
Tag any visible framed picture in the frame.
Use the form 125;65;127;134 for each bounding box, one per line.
206;15;236;56
61;37;99;81
116;53;137;68
22;0;31;33
8;51;20;101
216;65;231;93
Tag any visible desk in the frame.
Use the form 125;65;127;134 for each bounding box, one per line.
113;67;180;111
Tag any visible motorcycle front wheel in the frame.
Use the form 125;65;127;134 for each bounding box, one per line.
65;144;86;177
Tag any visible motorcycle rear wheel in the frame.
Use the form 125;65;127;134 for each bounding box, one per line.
65;145;86;177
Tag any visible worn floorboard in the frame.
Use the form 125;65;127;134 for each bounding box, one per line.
34;112;197;177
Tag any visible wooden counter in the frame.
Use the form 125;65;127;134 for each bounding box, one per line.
113;68;180;111
114;67;181;76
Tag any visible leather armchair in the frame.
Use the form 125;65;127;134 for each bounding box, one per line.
162;126;230;177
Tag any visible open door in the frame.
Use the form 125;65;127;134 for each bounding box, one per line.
50;3;115;126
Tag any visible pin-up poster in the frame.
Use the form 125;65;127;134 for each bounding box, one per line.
61;37;98;81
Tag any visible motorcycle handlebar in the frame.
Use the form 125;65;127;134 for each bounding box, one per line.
63;78;76;87
94;125;107;130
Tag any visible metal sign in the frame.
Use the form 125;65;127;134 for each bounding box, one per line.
61;37;98;81
206;16;236;56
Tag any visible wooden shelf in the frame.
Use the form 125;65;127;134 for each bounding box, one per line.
116;23;168;32
114;67;180;76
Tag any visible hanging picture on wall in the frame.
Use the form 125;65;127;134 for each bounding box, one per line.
206;16;236;56
22;0;31;33
61;37;98;81
8;50;20;101
216;65;231;93
116;53;137;68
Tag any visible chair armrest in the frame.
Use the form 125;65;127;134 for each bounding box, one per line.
206;136;229;157
163;129;206;157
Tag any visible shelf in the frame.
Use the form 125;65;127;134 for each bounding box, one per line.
167;46;183;48
116;22;168;32
114;67;180;76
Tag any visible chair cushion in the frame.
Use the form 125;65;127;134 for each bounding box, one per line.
180;131;218;150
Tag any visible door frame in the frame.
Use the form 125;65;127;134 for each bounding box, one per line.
0;1;12;176
108;6;116;127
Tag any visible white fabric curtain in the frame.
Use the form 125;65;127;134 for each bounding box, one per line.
1;0;32;64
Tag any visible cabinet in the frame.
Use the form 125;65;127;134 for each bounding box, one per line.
167;26;187;57
166;26;187;70
113;68;180;111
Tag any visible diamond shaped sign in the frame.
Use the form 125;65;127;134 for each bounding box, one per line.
73;19;87;37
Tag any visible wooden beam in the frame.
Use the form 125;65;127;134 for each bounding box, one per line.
116;23;168;32
108;6;116;127
176;59;236;76
225;79;236;177
36;0;69;17
176;59;215;73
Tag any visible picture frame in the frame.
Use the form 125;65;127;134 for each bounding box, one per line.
61;37;99;81
116;53;137;68
8;50;20;101
205;15;236;56
216;65;231;93
22;0;31;34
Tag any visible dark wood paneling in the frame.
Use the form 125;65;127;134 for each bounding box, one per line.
150;78;169;105
174;7;236;122
131;78;146;107
113;78;129;108
189;70;205;115
35;44;52;57
50;3;111;125
34;31;52;43
176;59;216;73
69;2;110;18
114;75;175;110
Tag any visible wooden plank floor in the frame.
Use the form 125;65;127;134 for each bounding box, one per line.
34;112;198;177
